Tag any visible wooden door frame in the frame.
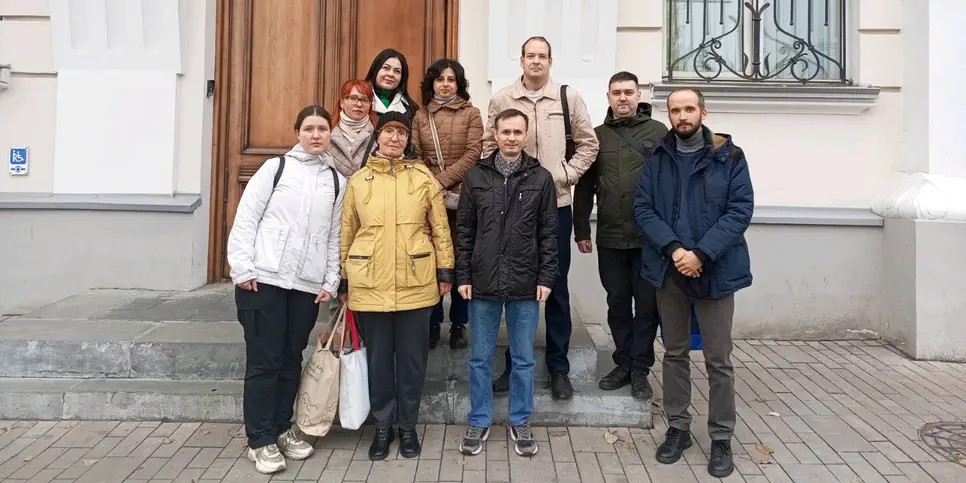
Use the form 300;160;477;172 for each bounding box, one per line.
207;0;460;281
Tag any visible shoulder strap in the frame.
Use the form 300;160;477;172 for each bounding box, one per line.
428;110;446;172
560;85;575;162
330;166;340;201
273;156;285;189
604;125;650;159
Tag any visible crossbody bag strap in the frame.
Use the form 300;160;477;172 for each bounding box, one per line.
428;110;446;173
604;125;650;159
560;85;575;162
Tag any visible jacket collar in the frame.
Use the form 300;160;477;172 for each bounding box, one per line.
427;97;470;113
330;122;374;153
509;76;561;101
654;125;733;162
478;150;541;173
364;153;416;174
604;102;654;127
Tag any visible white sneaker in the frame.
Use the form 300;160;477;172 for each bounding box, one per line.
278;428;315;460
248;443;286;474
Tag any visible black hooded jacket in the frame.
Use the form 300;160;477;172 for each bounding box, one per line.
455;151;559;301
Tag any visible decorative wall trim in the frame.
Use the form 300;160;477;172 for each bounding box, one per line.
872;172;966;222
0;64;10;91
0;193;202;213
650;83;881;115
590;205;882;227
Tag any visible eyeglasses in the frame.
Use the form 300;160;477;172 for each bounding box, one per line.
344;95;371;105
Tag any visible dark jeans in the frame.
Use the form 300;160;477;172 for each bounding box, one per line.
357;307;433;430
503;205;573;375
598;247;660;374
430;284;468;330
235;283;319;449
657;272;736;440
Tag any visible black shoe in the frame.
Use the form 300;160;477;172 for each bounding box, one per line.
369;428;394;461
598;366;631;391
708;440;734;477
398;428;421;459
449;325;468;349
492;370;510;395
429;324;440;349
550;373;573;401
631;371;653;400
656;427;692;464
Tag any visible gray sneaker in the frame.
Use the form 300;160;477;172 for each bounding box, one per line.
459;426;490;456
248;443;286;474
278;428;314;460
510;422;538;456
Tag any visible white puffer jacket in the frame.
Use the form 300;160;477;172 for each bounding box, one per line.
227;145;346;297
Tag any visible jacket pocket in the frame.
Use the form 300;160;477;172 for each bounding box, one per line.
253;222;290;273
406;239;436;287
345;239;376;288
299;233;328;284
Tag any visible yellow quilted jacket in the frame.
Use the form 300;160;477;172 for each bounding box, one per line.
340;154;455;312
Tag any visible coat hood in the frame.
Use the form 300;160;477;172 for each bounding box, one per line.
604;102;655;126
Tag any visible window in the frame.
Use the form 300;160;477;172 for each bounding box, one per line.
666;0;847;83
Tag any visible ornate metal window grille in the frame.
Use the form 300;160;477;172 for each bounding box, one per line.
666;0;848;83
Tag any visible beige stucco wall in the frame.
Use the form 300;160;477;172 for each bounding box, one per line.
458;0;904;209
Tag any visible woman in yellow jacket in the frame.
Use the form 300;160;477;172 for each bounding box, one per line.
339;111;455;461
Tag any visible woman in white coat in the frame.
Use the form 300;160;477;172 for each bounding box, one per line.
227;105;346;475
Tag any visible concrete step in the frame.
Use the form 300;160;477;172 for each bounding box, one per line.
0;377;652;427
0;318;598;384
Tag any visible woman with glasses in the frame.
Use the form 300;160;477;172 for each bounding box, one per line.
410;58;483;349
339;111;454;460
329;79;377;178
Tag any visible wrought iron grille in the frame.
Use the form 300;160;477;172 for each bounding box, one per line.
666;0;848;83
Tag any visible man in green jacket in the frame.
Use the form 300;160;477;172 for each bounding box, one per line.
574;71;668;400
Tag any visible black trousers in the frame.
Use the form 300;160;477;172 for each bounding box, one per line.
597;247;660;374
356;307;433;430
235;283;319;449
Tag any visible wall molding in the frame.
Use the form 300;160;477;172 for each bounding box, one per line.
590;205;883;227
650;83;881;115
0;193;201;213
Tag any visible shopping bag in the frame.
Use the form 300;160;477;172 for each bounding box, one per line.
295;304;346;436
338;308;370;430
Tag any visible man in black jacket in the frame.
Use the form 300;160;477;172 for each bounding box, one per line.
455;108;558;459
574;71;668;400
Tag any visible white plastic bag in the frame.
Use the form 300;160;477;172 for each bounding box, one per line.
338;308;370;430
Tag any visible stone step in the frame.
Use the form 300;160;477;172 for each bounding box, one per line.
0;377;652;427
0;318;598;384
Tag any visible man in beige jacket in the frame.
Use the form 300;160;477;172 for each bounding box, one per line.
482;36;600;401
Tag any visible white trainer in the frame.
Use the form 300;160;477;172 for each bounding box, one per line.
248;443;286;474
278;428;315;460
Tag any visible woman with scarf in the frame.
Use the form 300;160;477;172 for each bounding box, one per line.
410;58;483;349
364;48;418;123
227;105;346;474
329;79;378;178
339;111;455;460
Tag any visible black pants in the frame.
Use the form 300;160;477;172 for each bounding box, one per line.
235;283;319;449
504;205;573;375
357;307;433;430
598;247;660;374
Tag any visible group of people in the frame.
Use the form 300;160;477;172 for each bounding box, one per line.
227;36;754;479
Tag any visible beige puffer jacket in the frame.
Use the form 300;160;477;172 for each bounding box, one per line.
410;98;484;193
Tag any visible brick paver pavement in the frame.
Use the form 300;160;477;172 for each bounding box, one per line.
1;339;965;482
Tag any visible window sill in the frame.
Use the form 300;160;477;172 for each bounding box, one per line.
0;193;202;213
650;83;881;116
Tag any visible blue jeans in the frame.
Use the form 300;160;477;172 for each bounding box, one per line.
468;299;539;428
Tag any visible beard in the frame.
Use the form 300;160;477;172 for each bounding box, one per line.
674;120;702;138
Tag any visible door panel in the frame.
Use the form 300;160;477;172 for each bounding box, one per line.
210;0;459;280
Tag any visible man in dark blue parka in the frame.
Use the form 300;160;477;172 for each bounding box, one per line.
633;87;753;478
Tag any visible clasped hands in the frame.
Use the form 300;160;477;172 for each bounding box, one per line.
672;247;703;278
458;285;552;303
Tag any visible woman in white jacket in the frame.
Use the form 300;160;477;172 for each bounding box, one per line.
227;105;346;475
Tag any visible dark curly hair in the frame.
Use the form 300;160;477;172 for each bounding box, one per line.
420;58;470;106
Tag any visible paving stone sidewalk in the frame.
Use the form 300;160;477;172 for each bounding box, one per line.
0;339;965;482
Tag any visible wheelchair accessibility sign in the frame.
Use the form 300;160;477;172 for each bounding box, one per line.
9;147;28;175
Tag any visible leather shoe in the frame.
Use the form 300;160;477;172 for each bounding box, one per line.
398;428;421;458
449;325;468;349
656;427;692;464
550;373;573;401
598;365;631;390
368;428;394;461
631;371;653;400
708;440;734;477
492;370;510;395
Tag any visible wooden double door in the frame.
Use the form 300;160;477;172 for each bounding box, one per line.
209;0;459;280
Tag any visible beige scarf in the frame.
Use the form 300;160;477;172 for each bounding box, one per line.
338;111;370;143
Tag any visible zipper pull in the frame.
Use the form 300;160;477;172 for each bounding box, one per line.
519;192;522;201
411;260;416;273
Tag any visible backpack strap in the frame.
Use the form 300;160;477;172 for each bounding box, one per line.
272;156;286;189
560;84;575;162
330;166;340;202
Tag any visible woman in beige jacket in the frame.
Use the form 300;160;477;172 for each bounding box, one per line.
410;59;483;349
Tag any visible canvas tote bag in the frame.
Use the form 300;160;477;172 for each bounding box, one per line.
295;304;346;436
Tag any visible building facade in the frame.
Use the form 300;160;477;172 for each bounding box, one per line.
1;0;964;361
